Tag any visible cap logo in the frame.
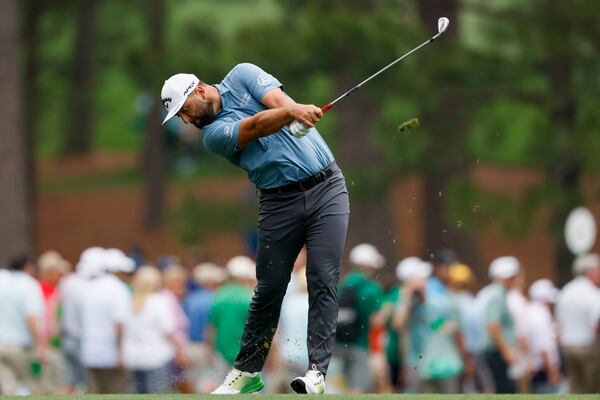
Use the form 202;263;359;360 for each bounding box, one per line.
183;81;196;96
162;97;172;110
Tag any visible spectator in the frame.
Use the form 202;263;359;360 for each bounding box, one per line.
79;248;132;394
38;251;69;345
58;248;100;394
479;256;519;394
448;263;479;393
336;243;385;394
161;265;192;392
555;253;600;394
184;262;228;392
526;279;561;393
206;256;256;391
125;266;186;393
507;270;530;392
378;261;409;392
393;257;462;393
0;256;45;395
37;251;70;393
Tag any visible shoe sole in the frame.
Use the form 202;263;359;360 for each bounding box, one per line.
290;378;308;394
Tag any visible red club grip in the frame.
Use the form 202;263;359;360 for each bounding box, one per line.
321;103;333;113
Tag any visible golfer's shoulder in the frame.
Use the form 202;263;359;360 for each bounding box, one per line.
223;63;266;85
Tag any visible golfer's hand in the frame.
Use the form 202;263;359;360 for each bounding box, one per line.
290;104;323;127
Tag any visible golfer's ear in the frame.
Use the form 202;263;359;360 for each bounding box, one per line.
195;85;205;97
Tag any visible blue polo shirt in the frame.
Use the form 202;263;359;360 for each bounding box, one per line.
202;63;334;189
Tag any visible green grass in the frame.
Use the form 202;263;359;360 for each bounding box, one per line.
2;395;599;400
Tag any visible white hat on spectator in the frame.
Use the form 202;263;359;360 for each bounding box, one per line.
528;279;559;303
76;247;106;278
226;256;256;280
396;257;432;281
349;243;385;269
489;256;520;280
193;262;228;286
572;253;600;275
105;248;136;274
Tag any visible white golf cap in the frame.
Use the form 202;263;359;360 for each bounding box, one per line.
396;257;432;281
105;248;136;274
76;247;107;279
226;256;256;280
489;256;520;280
349;243;385;269
572;253;600;275
193;262;228;286
528;279;559;303
161;73;200;125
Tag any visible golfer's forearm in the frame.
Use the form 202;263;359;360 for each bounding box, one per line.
238;107;294;147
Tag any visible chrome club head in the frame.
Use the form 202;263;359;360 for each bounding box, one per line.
438;17;450;34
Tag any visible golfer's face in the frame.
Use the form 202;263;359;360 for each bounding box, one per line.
178;90;214;129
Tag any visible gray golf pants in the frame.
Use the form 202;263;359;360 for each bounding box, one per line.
234;169;349;374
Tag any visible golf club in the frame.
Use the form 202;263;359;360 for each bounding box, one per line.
289;17;450;137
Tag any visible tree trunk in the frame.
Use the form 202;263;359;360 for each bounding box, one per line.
62;0;96;156
0;0;33;263
143;0;165;228
22;0;45;251
418;0;481;269
545;60;580;286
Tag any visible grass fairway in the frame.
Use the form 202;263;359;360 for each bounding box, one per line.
2;395;600;400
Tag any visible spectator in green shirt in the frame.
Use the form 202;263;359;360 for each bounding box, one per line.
479;256;519;394
336;243;385;393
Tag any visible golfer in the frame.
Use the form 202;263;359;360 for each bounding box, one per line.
161;63;350;394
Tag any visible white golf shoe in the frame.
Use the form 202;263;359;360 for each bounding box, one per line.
290;365;325;394
211;368;264;394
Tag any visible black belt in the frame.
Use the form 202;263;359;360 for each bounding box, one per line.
260;162;339;195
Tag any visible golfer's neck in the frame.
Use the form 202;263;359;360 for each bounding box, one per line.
208;84;223;114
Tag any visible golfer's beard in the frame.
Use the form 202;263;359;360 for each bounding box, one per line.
191;102;215;129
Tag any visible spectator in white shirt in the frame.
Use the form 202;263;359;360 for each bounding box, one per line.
526;279;561;393
0;256;45;395
125;266;186;393
79;248;132;394
58;247;104;393
507;271;530;391
555;253;600;393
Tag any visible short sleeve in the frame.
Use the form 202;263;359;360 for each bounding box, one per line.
202;119;241;159
24;280;44;317
232;63;282;103
485;291;503;324
112;283;131;323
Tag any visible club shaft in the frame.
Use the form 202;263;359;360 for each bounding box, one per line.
321;32;442;113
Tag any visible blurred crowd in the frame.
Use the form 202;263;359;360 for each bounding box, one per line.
0;244;599;395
